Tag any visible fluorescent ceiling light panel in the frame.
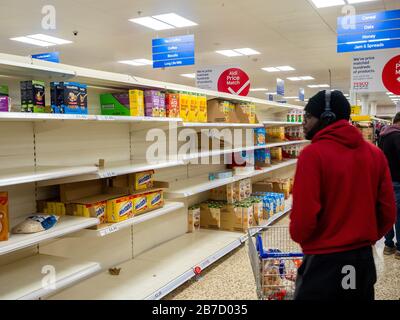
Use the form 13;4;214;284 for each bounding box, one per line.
118;59;153;66
216;50;242;57
152;13;197;27
250;88;268;92
319;84;330;88
311;0;345;8
308;85;320;88
262;67;280;72
265;92;277;95
300;76;315;80
28;34;72;45
181;73;196;78
287;77;302;81
10;36;54;47
276;66;295;71
284;96;298;99
129;17;174;30
347;0;377;4
234;48;260;55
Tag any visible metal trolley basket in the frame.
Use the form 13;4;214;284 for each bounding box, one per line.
248;226;304;300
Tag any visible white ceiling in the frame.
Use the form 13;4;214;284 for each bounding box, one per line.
0;0;399;106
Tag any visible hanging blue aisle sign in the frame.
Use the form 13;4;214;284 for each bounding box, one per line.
277;78;285;96
299;88;305;102
152;35;195;69
337;9;400;53
31;52;60;63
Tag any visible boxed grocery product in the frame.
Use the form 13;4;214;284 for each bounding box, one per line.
131;170;154;191
255;149;271;167
220;203;244;232
66;198;107;224
0;85;10;112
159;92;166;117
129;89;145;117
107;195;135;223
78;83;88;114
198;95;208;123
188;94;198;122
252;181;274;193
208;170;233;181
179;92;190;121
254;128;267;146
37;200;67;216
146;190;164;210
270;147;283;161
188;205;201;233
207;99;238;123
145;90;164;117
249;197;263;226
237;103;257;124
200;201;225;229
20;80;46;113
50;82;62;113
100;92;131;116
61;82;83;114
166;93;180;118
241;203;254;231
132;194;148;216
0;192;9;241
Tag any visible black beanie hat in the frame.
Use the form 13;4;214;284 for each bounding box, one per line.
305;90;351;121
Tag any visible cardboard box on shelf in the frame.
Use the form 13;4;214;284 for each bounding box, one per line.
0;192;9;241
236;103;257;124
188;94;199;122
21;80;46;113
198;95;208;123
242;204;254;231
100;92;131;116
207;99;238;123
220;204;243;232
179;92;190;121
107;195;135;223
166;93;180;118
146;190;164;210
200;202;225;230
37;200;66;216
66;196;107;224
131;194;148;217
188;205;201;233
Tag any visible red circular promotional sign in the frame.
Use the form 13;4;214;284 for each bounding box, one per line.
382;54;400;95
217;68;250;96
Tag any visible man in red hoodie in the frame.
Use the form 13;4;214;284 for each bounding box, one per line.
290;90;396;300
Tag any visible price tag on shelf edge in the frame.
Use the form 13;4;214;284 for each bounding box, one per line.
100;225;119;236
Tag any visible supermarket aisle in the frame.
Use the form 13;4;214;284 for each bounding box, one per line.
165;217;400;300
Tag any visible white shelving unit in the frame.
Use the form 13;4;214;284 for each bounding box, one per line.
0;51;301;301
263;121;303;127
0;216;99;256
0;254;101;300
166;159;298;199
81;202;185;237
49;201;292;301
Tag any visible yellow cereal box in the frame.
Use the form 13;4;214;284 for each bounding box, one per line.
198;95;208;123
129;89;144;116
131;170;154;191
107;196;134;223
132;194;148;216
179;92;189;121
79;201;107;224
147;190;164;210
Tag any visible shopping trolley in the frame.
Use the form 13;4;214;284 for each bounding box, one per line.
248;226;304;300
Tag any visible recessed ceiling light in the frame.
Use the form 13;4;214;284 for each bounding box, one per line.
287;77;302;81
234;48;260;55
10;34;72;47
152;13;197;27
28;34;72;45
347;0;377;4
311;0;346;8
10;36;54;47
250;88;268;92
118;59;153;66
180;73;196;78
262;67;280;72
319;84;330;88
216;50;242;57
300;76;315;80
276;66;295;71
129;17;174;30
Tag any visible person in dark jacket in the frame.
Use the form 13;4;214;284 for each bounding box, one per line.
379;112;400;259
290;90;396;301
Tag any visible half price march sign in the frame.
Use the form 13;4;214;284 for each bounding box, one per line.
382;54;400;95
217;68;250;96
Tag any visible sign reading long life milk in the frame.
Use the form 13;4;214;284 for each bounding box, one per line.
351;51;400;94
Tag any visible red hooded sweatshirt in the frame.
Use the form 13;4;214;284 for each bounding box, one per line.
290;120;396;255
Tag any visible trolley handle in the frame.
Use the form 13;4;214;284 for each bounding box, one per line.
259;252;304;259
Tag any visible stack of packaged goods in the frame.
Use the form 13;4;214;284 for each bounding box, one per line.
265;127;286;142
285;126;304;141
0;85;11;112
144;90;166;117
237;103;257;124
50;81;88;114
255;148;272;167
287;109;304;123
37;170;166;227
253;178;292;200
252;192;286;221
178;92;207;122
188;204;201;233
282;145;303;159
270;147;283;161
20;80;46;113
254;128;267;146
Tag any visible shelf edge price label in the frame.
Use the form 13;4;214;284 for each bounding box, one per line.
100;171;116;178
100;225;119;236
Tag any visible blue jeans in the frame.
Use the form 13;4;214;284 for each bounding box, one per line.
385;182;400;251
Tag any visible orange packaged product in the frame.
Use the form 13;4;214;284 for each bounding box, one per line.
166;93;180;118
0;192;9;241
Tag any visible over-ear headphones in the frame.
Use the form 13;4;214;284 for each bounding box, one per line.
320;90;336;126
